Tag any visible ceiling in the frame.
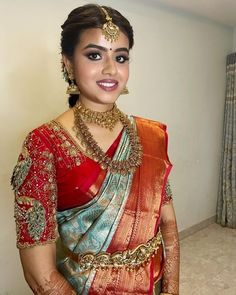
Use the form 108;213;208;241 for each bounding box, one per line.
155;0;236;27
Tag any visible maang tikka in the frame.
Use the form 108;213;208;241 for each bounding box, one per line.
99;7;129;95
100;6;119;43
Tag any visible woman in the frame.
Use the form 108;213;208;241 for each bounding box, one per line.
11;4;179;295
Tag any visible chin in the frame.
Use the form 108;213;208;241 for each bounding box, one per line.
80;89;120;107
95;94;119;105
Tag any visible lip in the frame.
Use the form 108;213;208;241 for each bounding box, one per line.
96;79;119;92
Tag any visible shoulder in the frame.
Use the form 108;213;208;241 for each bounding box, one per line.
133;116;170;160
22;121;56;153
133;116;168;141
24;109;73;147
133;116;167;132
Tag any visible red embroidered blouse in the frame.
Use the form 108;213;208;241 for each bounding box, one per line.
12;120;172;249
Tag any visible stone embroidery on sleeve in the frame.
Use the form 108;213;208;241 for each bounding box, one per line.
11;130;58;248
162;179;173;205
11;146;32;192
14;196;46;241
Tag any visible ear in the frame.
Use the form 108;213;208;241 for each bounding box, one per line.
62;54;73;73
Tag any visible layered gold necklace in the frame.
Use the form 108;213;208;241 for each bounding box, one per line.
73;102;143;175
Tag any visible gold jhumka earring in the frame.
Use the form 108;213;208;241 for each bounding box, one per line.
66;72;80;95
61;59;80;95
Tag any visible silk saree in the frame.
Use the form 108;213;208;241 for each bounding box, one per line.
12;116;173;294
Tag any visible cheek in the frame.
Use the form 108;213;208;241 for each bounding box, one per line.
74;63;98;81
120;65;129;82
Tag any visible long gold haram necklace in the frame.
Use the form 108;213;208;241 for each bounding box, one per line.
73;103;143;175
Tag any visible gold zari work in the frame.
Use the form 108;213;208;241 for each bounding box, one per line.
14;196;46;241
11;147;32;193
76;101;120;131
73;103;143;175
12;131;58;249
66;230;162;271
100;7;119;42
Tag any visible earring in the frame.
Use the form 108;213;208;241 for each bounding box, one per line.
66;72;80;95
61;60;80;95
121;86;129;95
61;59;69;82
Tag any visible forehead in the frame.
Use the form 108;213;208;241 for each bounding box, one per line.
77;28;129;49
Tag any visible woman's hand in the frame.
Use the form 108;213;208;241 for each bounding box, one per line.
19;243;76;294
160;201;180;295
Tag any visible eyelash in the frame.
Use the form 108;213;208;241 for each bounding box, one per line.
86;52;129;64
116;55;129;63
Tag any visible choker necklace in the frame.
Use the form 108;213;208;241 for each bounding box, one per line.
73;102;143;175
76;101;121;131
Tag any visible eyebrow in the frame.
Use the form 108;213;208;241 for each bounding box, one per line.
83;44;129;53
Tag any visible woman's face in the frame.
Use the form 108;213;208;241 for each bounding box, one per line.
64;28;130;110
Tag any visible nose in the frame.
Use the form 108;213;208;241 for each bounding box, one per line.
102;56;117;76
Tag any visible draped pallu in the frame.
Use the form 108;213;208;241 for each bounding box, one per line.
56;117;172;294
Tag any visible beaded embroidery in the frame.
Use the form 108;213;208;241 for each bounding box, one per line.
47;121;83;168
15;196;46;241
12;130;58;248
163;179;173;205
165;180;172;198
11;146;32;193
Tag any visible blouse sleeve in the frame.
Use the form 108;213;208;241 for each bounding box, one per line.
162;179;173;205
11;129;58;249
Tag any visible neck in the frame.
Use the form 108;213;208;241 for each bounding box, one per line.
79;97;114;112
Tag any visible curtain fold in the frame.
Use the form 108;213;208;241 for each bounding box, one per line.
217;52;236;228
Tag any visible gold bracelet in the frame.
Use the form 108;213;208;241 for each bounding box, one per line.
160;293;173;295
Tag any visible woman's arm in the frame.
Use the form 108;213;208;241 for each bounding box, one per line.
19;243;76;295
160;201;180;295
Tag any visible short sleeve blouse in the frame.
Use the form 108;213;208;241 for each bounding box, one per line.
11;128;58;248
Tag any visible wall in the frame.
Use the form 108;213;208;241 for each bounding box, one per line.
234;27;236;51
0;0;233;293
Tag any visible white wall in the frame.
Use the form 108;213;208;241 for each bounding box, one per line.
0;0;233;293
233;27;236;51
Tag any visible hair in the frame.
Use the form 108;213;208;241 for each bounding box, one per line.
61;4;134;107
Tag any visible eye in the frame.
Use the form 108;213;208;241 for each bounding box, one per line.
116;55;129;64
87;52;101;60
